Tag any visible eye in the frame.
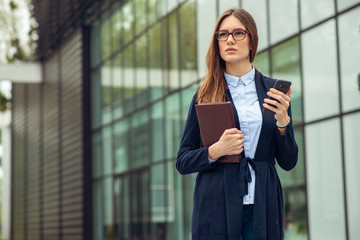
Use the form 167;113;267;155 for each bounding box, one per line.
218;31;228;38
234;30;245;37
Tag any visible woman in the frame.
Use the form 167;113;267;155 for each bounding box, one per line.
176;8;298;240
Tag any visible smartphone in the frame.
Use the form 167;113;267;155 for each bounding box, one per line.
263;79;292;113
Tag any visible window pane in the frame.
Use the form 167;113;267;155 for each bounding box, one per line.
91;21;101;67
116;176;130;239
253;50;269;76
305;119;346;240
150;163;173;239
122;1;134;44
149;24;164;101
149;0;161;24
114;119;129;173
130;109;150;169
135;0;147;35
343;112;360;239
100;14;112;60
180;0;197;87
277;128;308;239
302;20;339;122
271;37;302;124
104;177;113;239
167;0;178;13
181;86;198;128
91;69;101;128
142;171;151;237
102;126;113;175
93;180;103;240
114;178;121;237
151;101;165;162
136;34;149;109
165;93;181;159
92;132;102;178
124;44;135;114
270;0;298;44
218;0;240;14
242;0;269;51
301;0;335;29
196;0;217;78
159;0;168;16
135;34;147;70
167;11;180;90
111;6;122;52
151;164;165;223
131;171;150;238
166;161;184;239
101;63;112;124
337;0;360;11
338;6;360;112
113;52;124;119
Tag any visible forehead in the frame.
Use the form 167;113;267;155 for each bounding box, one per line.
219;15;245;31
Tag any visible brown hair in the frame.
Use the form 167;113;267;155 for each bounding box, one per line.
196;8;258;103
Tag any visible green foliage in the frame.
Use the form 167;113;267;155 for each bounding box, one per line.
10;1;18;10
0;91;10;112
6;38;27;63
0;0;38;63
0;0;39;110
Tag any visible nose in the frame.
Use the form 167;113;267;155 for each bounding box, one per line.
226;33;235;44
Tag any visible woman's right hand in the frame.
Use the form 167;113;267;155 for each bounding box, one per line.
208;128;244;160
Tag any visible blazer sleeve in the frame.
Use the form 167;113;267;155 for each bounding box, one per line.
176;93;217;175
274;104;298;171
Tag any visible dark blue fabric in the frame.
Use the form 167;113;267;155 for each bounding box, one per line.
240;205;254;240
176;69;298;240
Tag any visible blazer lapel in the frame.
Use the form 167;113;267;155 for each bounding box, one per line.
254;70;276;158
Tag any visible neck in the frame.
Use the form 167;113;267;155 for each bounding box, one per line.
225;61;252;77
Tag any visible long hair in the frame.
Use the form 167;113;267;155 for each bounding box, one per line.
196;8;258;103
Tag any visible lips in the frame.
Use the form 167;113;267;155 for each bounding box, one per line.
225;48;237;53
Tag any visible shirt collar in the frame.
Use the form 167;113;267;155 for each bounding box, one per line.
224;67;255;87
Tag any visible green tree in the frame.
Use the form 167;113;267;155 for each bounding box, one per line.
0;0;37;62
0;0;38;111
0;91;10;112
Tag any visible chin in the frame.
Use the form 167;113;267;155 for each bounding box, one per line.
223;54;250;64
224;57;244;64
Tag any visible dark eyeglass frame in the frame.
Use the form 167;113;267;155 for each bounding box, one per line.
215;28;249;41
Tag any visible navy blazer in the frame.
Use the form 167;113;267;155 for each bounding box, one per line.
176;69;298;240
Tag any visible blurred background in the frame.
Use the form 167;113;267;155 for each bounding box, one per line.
0;0;360;239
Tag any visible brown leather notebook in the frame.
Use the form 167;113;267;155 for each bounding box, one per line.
195;102;241;163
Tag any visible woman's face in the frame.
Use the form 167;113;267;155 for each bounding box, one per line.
217;16;251;66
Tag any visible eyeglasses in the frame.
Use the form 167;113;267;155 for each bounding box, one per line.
215;28;249;41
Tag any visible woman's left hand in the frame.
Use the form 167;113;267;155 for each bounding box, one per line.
263;87;291;126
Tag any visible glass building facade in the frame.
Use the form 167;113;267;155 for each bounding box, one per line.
90;0;360;239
